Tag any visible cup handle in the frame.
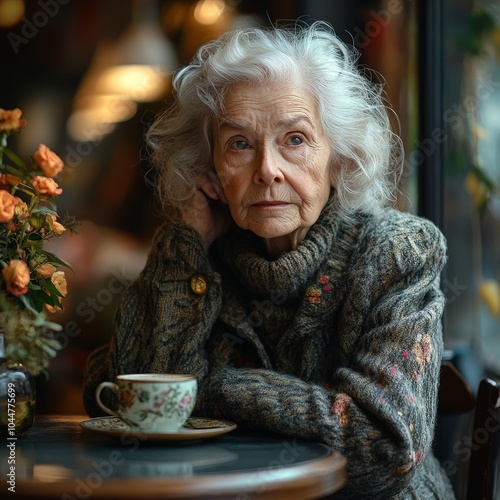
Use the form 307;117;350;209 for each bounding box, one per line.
95;381;121;418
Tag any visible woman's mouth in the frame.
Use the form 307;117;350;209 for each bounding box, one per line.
252;201;289;207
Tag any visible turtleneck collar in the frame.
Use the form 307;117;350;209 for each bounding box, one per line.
214;193;346;299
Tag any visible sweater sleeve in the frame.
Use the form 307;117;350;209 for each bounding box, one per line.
206;215;448;499
82;222;222;417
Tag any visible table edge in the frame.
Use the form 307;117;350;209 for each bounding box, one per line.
16;415;347;499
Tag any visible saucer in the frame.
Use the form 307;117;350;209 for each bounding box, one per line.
80;416;237;442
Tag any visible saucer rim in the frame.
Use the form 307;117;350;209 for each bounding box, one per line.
80;416;237;442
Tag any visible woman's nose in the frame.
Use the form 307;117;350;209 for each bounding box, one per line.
253;147;284;185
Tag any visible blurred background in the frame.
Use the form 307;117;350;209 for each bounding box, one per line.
0;0;499;451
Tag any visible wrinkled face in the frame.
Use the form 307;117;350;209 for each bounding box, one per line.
212;80;333;240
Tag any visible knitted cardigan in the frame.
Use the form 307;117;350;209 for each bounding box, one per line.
83;199;456;499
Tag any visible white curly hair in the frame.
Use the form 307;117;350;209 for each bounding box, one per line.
146;21;403;220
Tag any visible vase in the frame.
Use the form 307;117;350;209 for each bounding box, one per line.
0;333;36;436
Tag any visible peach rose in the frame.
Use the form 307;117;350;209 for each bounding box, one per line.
0;174;20;189
34;144;64;178
31;176;63;197
51;271;68;297
0;190;17;223
46;213;66;234
0;108;27;132
36;263;57;278
2;259;30;297
45;270;68;313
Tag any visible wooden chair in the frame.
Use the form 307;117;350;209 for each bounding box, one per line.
438;361;475;415
466;378;500;500
438;361;500;500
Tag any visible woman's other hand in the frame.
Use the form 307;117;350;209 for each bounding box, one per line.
182;172;231;251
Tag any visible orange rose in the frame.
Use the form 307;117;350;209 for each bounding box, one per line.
34;144;64;178
46;213;66;234
31;176;63;197
0;174;20;189
0;108;27;132
2;259;30;297
0;190;17;223
36;263;57;278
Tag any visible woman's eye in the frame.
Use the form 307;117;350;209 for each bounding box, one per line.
286;135;303;146
231;140;249;150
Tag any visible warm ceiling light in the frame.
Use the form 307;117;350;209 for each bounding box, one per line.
95;65;169;102
66;95;137;142
66;111;116;143
0;0;24;28
68;0;178;141
74;95;137;122
194;0;226;25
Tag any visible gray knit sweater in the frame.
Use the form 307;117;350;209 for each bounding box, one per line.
83;199;456;499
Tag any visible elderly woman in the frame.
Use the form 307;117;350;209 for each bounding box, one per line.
83;22;455;499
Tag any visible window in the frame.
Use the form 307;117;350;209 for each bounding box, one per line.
442;0;500;375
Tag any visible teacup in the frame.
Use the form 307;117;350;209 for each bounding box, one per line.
95;374;197;432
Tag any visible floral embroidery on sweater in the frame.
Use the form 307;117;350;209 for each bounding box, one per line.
306;274;333;304
412;334;432;367
331;393;352;426
379;266;390;284
394;449;423;477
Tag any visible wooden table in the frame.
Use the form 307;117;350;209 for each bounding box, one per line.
1;415;347;499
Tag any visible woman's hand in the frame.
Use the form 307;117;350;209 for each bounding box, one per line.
181;172;231;251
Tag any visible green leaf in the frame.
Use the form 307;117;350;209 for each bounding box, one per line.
20;294;41;315
3;147;26;169
42;251;74;271
14;183;38;199
27;232;43;241
42;277;64;299
32;206;57;216
0;163;24;178
27;287;57;309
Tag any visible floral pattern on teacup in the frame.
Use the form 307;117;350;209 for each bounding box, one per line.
118;381;197;430
119;389;136;408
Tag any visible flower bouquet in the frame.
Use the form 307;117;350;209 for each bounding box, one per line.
0;108;75;377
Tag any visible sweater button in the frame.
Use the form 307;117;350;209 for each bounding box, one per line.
190;274;207;295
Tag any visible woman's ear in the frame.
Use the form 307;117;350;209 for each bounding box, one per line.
207;169;228;204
